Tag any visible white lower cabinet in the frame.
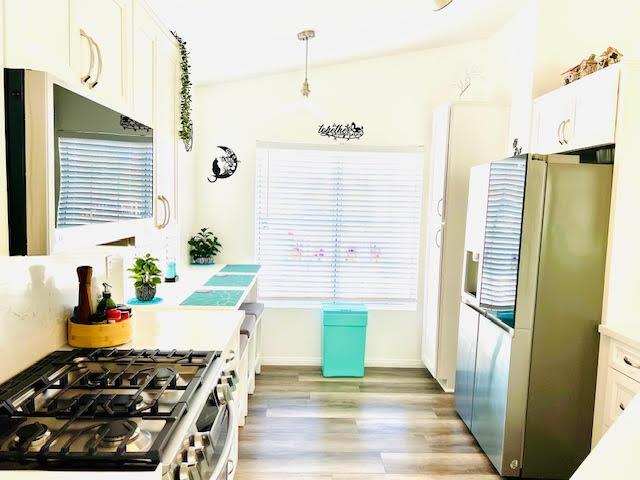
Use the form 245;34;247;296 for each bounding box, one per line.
592;330;640;445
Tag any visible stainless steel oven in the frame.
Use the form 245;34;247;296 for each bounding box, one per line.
163;371;239;480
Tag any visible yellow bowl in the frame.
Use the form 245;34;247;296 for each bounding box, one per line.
68;317;133;348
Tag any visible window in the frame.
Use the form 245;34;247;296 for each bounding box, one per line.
255;143;424;309
56;135;154;228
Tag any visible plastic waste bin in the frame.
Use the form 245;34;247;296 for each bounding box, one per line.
322;303;368;377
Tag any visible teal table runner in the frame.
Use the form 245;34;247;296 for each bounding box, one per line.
180;289;244;307
220;264;261;273
205;274;254;287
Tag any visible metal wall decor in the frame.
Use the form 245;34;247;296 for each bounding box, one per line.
318;123;364;141
208;146;239;183
119;115;151;134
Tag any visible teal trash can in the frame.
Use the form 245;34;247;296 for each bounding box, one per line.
322;303;368;377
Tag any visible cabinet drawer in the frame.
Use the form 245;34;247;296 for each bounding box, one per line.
604;368;640;427
610;339;640;383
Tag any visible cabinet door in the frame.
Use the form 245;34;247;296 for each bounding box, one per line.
131;3;158;127
429;104;450;221
422;105;450;374
454;303;479;429
531;89;575;154
570;66;620;149
422;219;444;373
154;39;179;229
4;0;71;80
71;0;131;108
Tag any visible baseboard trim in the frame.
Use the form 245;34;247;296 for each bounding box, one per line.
262;356;424;369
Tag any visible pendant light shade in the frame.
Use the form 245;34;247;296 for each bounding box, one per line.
433;0;453;11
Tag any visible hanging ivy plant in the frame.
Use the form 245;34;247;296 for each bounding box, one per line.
171;31;193;152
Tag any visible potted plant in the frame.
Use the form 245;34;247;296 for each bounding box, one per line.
189;228;222;264
128;254;162;301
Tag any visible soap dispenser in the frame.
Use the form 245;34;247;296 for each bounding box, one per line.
96;282;117;313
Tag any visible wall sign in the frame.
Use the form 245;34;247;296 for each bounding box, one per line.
208;146;239;183
318;122;364;141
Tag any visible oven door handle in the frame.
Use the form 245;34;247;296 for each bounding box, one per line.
211;399;238;479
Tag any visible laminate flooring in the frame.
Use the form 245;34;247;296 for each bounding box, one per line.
235;366;501;480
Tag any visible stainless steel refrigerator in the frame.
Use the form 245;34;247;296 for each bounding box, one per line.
455;154;612;478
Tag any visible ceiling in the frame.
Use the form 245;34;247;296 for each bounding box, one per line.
148;0;526;85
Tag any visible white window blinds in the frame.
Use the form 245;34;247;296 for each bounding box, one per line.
255;143;424;308
57;135;154;228
480;157;526;310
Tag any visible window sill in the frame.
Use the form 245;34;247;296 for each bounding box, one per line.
260;299;417;312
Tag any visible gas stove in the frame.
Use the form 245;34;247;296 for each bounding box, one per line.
0;349;236;478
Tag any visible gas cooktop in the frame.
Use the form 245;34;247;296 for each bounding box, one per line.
0;348;221;470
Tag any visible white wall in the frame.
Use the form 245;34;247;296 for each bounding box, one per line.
192;41;494;367
0;252;121;383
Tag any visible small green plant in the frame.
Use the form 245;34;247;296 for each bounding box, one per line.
128;254;162;288
189;228;222;262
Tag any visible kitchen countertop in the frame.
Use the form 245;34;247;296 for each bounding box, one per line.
127;264;258;311
65;309;245;352
599;323;640;350
571;391;640;479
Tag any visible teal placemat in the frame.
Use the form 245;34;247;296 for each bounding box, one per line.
205;274;254;287
180;290;244;307
128;297;164;305
220;264;261;273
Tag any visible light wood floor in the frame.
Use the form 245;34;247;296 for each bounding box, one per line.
236;366;501;480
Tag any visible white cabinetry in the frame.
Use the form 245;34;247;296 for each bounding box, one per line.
3;0;71;80
421;103;507;392
531;65;620;154
70;0;131;110
154;39;179;229
131;1;159;127
592;327;640;445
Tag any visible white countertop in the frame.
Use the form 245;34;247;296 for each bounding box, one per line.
127;264;258;311
571;392;640;479
599;323;640;351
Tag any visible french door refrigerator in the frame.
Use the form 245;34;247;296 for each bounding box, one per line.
455;154;612;478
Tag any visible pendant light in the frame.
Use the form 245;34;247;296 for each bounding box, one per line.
298;30;315;97
433;0;453;11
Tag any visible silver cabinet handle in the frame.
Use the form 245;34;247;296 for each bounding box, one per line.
227;459;236;476
623;356;640;369
562;118;571;145
435;228;442;248
436;198;444;217
557;120;566;145
156;195;167;229
162;195;171;228
89;38;102;89
79;29;94;84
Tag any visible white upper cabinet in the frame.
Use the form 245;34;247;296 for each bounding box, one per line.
70;0;132;110
532;65;620;154
4;0;72;79
131;2;159;127
154;38;179;229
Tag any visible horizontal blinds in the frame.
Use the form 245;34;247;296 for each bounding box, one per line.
480;158;526;309
57;136;154;228
256;145;423;306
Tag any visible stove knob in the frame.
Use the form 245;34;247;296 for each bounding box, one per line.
190;433;209;450
176;462;202;480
